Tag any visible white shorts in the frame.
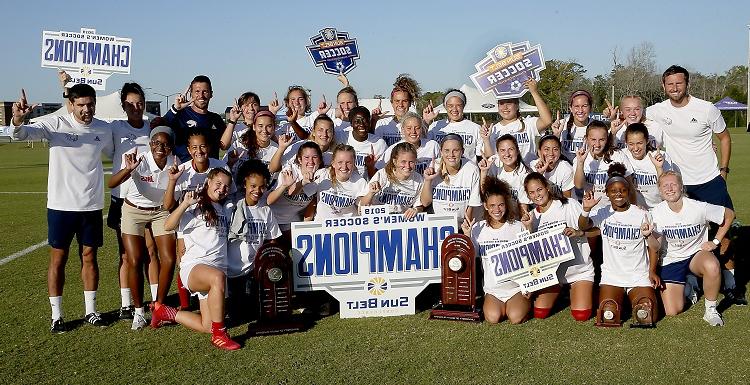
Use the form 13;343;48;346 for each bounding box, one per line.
484;281;522;303
558;259;595;285
179;262;225;301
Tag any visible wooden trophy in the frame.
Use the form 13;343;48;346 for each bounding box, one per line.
429;234;482;322
247;241;306;336
630;297;656;328
595;299;622;327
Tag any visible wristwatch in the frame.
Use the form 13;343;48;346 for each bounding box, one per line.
712;238;721;246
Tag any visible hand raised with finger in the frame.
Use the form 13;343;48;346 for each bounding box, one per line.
422;100;437;124
124;150;142;171
168;157;184;181
268;92;281;115
174;93;192;111
317;95;330;115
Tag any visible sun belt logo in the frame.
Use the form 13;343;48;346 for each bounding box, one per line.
367;276;389;296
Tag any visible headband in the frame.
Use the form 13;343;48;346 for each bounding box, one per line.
443;90;466;105
605;175;629;188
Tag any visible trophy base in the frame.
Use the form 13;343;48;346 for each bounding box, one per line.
247;318;307;337
594;320;622;328
629;322;655;329
429;304;482;323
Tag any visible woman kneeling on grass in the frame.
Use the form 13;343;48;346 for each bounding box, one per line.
153;168;240;351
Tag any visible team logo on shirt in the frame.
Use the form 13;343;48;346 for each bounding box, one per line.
663;117;672;125
65;133;79;142
690;118;698;123
187;120;197;128
306;28;360;75
94;136;101;141
470;41;546;100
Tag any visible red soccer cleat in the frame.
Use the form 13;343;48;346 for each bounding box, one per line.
150;303;177;329
211;331;241;351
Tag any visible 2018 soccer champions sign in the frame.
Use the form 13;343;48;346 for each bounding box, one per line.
292;210;457;318
306;28;359;75
41;28;132;90
470;41;545;100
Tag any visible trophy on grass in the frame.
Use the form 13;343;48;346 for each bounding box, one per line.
595;298;621;327
429;234;482;322
247;241;306;336
629;297;656;328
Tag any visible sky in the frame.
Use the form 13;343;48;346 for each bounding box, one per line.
2;0;749;112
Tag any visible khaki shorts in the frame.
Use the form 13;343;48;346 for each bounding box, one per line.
120;202;173;237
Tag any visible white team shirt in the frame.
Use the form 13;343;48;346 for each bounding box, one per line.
558;118;588;161
529;159;575;196
227;140;279;182
269;163;316;227
471;220;525;299
572;149;633;206
275;111;319;142
281;140;334;168
428;119;482;160
226;198;282;278
491;117;542;164
614;120;664;150
373;116;403;147
625;150;673;209
174;158;230;201
126;151;179;207
179;202;230;271
369;169;424;213
228;122;251;151
487;157;532;205
531;200;594;284
336;131;387;180
110;120;150;198
311;168;368;219
378;139;440;175
590;205;651;287
12;113;114;211
651;197;725;265
429;159;481;225
646;96;726;185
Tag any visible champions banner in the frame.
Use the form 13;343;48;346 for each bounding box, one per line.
470;41;545;100
291;210;457;318
306;28;360;75
483;224;574;293
41;28;132;90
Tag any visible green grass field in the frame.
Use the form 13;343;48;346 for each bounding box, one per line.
1;129;749;385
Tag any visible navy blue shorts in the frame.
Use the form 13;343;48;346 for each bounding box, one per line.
106;196;123;230
47;209;103;249
660;254;695;285
685;175;734;210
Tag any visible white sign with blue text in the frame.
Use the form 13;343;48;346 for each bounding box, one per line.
41;28;132;90
291;212;457;318
483;223;575;294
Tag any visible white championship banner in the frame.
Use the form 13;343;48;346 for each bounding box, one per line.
291;209;457;318
483;223;575;293
41;27;132;90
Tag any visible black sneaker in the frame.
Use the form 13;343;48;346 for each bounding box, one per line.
119;306;134;320
50;318;66;334
724;290;748;306
85;312;107;327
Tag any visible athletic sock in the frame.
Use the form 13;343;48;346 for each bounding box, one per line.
50;296;63;320
134;307;145;317
533;307;551;319
84;290;97;315
705;299;718;310
120;288;132;308
211;321;226;337
150;284;158;302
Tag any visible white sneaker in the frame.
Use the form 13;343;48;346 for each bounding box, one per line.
703;307;724;326
131;313;147;330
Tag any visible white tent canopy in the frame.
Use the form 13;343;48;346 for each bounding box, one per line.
433;84;538;114
30;91;155;123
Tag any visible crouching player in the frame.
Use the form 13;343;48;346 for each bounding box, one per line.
154;168;240;350
578;163;660;327
650;171;734;326
226;160;282;322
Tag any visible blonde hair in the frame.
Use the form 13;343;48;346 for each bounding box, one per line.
385;142;417;184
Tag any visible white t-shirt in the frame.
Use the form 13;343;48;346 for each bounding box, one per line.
179;202;230;271
487;157;531;205
12;113;114;211
590;205;651;287
558;118;588;161
572;149;633;206
281;140;333;168
275;111;318;142
110;120;150;198
471;220;525;299
369;169;424;213
373;116;403;147
312;168;368;219
531;200;594;284
379;139;440;175
651;197;725;265
227;140;279;182
127;151;179;207
337;131;387;180
228;122;251;151
491;117;541;164
646;96;726;185
226;199;282;278
269;164;316;228
625;150;674;209
614;120;664;150
428;119;482;159
529;159;575;196
429;159;481;225
174;158;230;201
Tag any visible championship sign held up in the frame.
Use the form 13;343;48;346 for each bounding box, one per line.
291;209;457;318
470;41;545;100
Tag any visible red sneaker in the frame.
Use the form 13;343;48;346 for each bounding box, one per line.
150;303;177;329
211;332;241;351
